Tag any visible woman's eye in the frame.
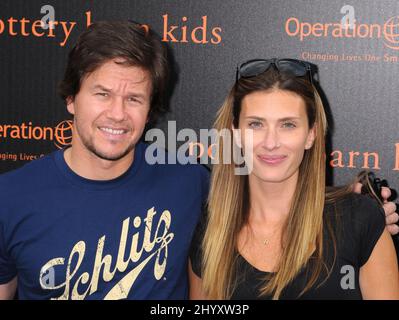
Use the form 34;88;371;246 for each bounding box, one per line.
248;121;262;129
282;122;296;129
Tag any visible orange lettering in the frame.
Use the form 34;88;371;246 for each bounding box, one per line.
59;21;76;47
181;17;188;43
47;20;58;38
211;27;222;44
330;150;344;168
10;125;20;139
86;11;92;27
32;20;45;37
20;18;30;36
312;23;324;37
362;152;380;169
189;142;204;158
162;14;178;42
8;17;17;36
208;143;217;160
285;17;299;37
191;16;208;44
348;151;360;168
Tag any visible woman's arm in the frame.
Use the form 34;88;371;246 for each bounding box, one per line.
359;228;399;299
188;259;207;299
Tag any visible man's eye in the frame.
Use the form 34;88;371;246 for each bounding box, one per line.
96;92;109;97
127;97;140;103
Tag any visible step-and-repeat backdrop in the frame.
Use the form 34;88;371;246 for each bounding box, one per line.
0;0;398;192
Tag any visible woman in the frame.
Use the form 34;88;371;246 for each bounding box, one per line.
189;58;399;299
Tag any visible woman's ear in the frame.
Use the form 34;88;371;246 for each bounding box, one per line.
232;125;243;149
305;126;316;150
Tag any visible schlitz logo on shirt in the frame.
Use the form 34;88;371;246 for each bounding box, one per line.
39;207;174;300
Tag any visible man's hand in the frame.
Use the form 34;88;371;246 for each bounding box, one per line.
354;183;399;235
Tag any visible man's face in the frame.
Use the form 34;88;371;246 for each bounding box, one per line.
67;59;152;162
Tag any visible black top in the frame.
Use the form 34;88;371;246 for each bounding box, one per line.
189;193;386;300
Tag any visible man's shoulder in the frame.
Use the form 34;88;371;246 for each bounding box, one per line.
147;160;210;189
140;142;210;180
0;150;58;191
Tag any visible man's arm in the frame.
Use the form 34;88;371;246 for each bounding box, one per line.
380;187;399;235
0;277;17;300
354;183;399;235
359;229;399;299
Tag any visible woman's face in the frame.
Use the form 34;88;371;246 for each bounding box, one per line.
238;89;315;185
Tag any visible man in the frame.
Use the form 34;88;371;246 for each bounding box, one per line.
0;21;208;300
0;21;397;300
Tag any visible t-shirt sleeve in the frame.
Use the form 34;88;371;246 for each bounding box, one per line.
0;221;17;284
199;165;210;204
189;206;207;278
189;165;209;278
352;195;386;267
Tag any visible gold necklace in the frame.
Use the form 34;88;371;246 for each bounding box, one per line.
247;224;279;246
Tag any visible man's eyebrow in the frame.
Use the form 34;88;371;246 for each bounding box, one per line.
91;85;148;100
91;84;112;92
126;91;146;97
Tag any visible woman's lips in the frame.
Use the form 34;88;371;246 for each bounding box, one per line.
257;155;287;165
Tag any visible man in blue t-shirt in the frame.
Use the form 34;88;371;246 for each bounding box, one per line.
0;21;208;300
0;21;397;300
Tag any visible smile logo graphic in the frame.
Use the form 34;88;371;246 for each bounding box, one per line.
54;120;73;149
384;16;399;50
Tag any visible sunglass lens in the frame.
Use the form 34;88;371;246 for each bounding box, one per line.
239;60;272;78
278;60;307;77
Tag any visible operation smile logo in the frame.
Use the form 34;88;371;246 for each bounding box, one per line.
285;15;399;50
0;120;73;149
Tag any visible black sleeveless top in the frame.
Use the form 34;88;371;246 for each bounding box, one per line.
189;193;386;299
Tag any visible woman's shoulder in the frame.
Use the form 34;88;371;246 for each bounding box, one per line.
324;192;386;267
325;192;385;223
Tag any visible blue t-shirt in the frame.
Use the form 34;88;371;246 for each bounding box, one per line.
0;142;209;300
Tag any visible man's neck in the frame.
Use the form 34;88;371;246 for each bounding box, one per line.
63;146;135;181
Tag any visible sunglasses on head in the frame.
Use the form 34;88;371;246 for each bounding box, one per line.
236;58;313;85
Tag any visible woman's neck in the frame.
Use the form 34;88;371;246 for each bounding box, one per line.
247;172;298;227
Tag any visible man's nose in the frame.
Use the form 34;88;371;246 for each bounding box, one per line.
107;97;127;122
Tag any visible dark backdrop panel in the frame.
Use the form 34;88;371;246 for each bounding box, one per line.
0;0;398;192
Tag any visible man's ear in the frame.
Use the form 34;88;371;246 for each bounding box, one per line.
305;126;316;150
66;96;75;115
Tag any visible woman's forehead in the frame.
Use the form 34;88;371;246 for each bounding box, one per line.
241;90;306;117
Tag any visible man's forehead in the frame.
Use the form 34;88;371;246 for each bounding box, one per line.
84;61;151;87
